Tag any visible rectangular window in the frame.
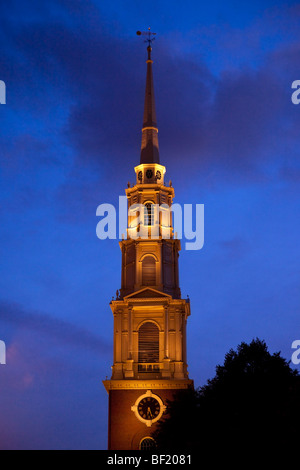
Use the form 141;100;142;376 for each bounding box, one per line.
144;203;154;226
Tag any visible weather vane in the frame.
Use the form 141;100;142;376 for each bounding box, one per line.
136;27;156;47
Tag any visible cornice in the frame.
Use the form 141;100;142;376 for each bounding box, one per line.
103;379;194;392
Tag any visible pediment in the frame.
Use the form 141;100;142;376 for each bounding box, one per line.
124;288;171;300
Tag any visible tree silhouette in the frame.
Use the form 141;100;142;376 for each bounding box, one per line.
153;339;300;451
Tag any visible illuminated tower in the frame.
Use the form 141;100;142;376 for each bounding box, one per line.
103;30;193;451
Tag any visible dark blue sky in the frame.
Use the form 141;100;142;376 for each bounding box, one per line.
0;0;300;450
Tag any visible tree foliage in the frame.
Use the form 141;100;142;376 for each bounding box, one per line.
153;339;300;451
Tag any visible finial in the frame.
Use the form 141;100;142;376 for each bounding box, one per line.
136;27;156;47
137;27;156;60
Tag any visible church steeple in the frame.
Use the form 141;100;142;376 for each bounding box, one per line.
138;29;160;165
103;32;193;451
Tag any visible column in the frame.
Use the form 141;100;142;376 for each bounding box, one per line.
124;306;134;378
162;304;171;378
164;305;169;359
128;306;133;360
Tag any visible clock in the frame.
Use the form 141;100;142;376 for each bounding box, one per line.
156;170;161;180
146;169;153;179
138;171;143;181
131;390;166;427
138;397;160;421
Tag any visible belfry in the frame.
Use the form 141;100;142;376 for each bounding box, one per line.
103;30;193;451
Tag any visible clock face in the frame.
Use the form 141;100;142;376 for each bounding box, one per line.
146;169;153;179
156;170;161;180
138;171;143;181
131;391;166;426
138;397;160;420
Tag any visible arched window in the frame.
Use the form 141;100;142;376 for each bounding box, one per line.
144;203;154;226
139;437;157;450
138;322;159;364
142;256;156;285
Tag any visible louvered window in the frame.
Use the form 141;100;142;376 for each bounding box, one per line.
144;203;154;226
138;322;159;363
142;256;156;285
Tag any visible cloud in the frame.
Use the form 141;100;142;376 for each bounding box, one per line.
280;165;300;183
1;0;300;193
0;300;111;355
218;237;249;260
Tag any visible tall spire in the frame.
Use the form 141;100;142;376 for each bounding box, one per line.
137;28;160;164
